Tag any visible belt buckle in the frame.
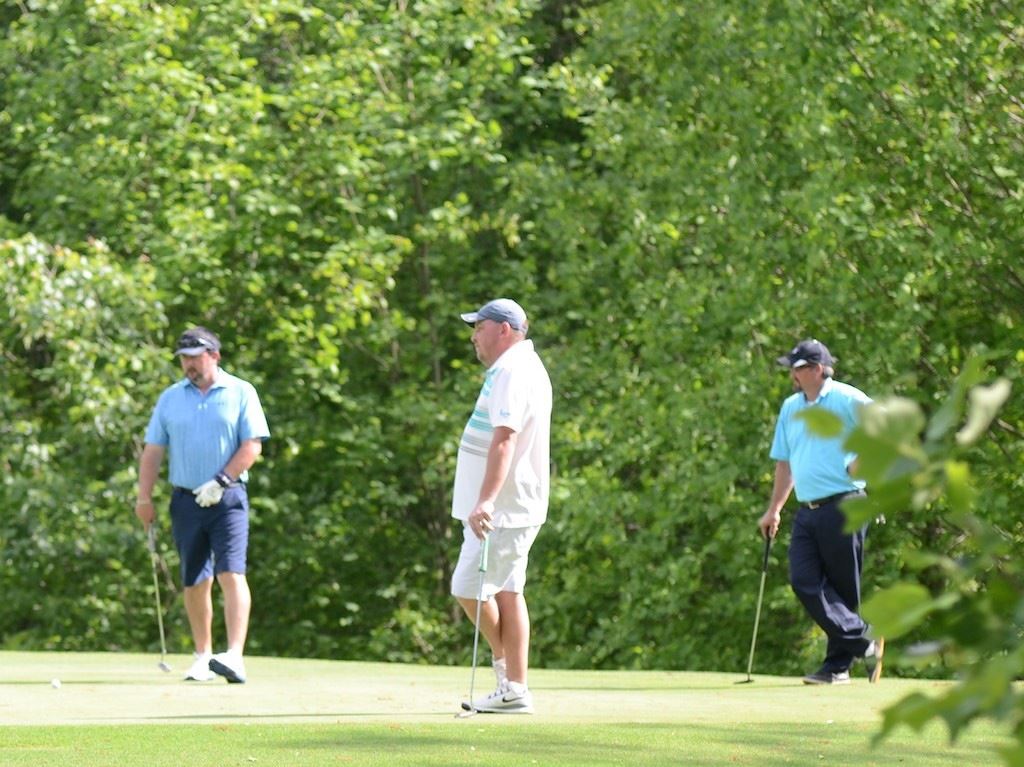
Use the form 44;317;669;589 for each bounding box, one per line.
807;492;850;510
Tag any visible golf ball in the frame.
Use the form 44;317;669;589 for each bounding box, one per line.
50;678;61;689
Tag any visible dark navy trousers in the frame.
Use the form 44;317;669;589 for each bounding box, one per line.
788;497;872;673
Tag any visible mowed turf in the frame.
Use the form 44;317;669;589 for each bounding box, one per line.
0;651;1009;766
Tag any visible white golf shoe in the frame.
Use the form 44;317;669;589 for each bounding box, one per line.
183;653;215;682
209;650;247;683
472;680;534;714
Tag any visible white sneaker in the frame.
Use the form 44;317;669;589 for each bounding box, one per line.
184;653;215;682
209;650;247;684
472;680;534;714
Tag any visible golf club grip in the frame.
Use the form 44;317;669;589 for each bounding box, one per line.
761;535;772;571
478;536;489;573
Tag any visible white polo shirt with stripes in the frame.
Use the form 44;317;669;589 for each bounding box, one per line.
451;339;552;529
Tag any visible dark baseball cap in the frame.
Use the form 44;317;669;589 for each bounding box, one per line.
460;298;528;332
174;327;221;356
777;339;834;369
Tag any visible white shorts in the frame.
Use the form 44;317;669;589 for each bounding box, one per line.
450;524;542;600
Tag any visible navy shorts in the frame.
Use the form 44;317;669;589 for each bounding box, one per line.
169;485;249;586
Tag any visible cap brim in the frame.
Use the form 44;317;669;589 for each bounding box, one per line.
175;347;208;356
776;355;793;367
460;311;481;324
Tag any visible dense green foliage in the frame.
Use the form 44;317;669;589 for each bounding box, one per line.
2;0;1021;719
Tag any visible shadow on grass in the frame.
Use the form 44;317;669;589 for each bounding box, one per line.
135;712;463;721
0;721;1006;766
538;682;809;692
0;680;167;686
270;721;1005;767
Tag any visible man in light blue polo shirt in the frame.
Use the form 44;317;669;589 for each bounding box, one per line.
135;327;269;684
758;339;883;685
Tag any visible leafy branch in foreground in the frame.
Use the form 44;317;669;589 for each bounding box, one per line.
814;355;1021;764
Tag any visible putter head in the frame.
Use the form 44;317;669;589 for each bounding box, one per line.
455;708;478;718
159;661;172;673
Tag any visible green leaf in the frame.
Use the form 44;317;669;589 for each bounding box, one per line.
841;482;913;528
862;583;958;639
844;398;929;494
875;692;942;744
925;354;991;443
795;407;843;437
934;658;1019;741
901;549;958;574
956;379;1011;445
944;460;974;514
860;397;927;444
997;743;1024;767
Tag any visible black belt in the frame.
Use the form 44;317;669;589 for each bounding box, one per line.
804;490;862;510
172;483;242;494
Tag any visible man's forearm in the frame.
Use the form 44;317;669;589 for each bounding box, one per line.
477;427;518;505
221;439;263;481
137;444;165;502
768;461;794;512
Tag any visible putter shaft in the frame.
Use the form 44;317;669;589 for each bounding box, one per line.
148;527;171;671
744;535;773;680
463;536;490;713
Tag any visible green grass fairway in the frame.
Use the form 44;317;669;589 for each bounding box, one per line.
0;651;1009;766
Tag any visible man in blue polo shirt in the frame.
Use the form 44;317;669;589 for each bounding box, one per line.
758;339;883;685
135;327;270;684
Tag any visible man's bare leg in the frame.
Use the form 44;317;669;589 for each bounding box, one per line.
494;591;529;685
457;595;503;660
183;577;214;655
217;571;251;653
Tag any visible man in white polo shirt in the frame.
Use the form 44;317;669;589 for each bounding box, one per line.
451;298;552;714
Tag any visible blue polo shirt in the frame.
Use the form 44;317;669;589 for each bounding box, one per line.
144;369;270;489
769;377;871;503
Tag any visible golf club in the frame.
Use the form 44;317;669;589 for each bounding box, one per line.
147;526;172;673
738;534;773;683
456;535;490;718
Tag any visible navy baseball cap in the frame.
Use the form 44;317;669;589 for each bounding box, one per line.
460;299;528;332
777;339;834;369
174;327;221;356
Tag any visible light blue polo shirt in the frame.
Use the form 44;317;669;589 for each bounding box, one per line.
770;377;871;503
144;369;270;489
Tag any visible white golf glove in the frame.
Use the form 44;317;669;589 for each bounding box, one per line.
193;480;225;508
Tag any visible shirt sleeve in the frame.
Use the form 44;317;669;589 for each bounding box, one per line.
143;395;169;446
840;388;872;430
841;389;872;465
486;367;527;432
769;409;789;461
237;382;271;441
